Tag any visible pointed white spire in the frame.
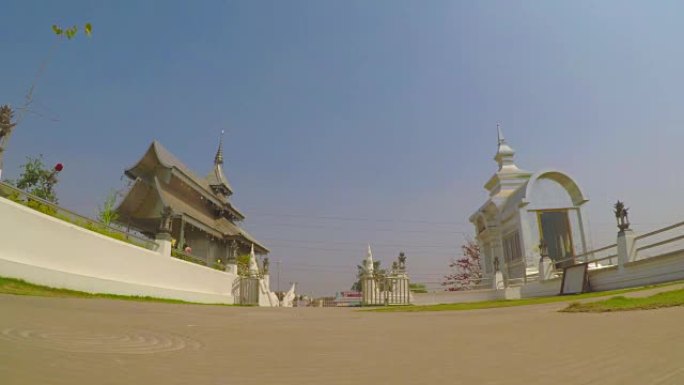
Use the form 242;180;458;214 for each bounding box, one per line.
248;243;259;276
364;244;374;274
494;122;519;172
497;122;505;145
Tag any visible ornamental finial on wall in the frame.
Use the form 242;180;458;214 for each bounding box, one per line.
614;201;630;231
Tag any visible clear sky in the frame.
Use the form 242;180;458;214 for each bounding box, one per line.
3;1;684;296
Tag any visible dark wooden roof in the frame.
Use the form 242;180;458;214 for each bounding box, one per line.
124;141;244;220
117;141;268;254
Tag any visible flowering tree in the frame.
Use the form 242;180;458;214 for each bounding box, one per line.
7;155;63;203
442;240;482;291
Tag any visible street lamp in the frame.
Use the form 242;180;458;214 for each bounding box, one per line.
614;201;630;232
45;163;63;199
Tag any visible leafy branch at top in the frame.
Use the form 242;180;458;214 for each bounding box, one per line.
52;23;92;39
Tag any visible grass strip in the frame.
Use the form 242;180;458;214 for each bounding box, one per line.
366;280;684;312
0;276;230;306
561;288;684;312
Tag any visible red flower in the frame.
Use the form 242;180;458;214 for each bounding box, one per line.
54;163;64;172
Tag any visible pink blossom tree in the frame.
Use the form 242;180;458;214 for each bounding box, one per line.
442;240;483;291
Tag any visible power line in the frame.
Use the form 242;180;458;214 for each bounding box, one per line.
246;211;469;226
246;222;470;235
263;237;459;248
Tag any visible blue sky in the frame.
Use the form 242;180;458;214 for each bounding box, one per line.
3;1;684;295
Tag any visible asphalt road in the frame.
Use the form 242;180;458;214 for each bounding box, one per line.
1;293;683;385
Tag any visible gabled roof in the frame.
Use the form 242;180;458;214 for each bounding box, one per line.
124;141;244;220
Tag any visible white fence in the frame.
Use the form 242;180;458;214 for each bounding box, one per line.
521;221;684;297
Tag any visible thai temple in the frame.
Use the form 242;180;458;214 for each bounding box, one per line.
469;125;590;281
115;134;269;265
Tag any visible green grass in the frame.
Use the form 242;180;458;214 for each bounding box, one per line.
0;276;228;306
562;288;684;312
366;280;684;312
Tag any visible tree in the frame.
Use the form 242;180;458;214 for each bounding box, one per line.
0;105;17;180
236;253;251;276
8;155;62;203
409;283;427;293
351;260;382;291
1;23;92;180
96;189;119;226
52;23;92;40
442;240;482;291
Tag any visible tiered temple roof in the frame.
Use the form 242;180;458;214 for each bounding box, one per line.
115;139;268;255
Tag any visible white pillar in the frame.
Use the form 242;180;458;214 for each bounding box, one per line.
539;257;554;281
156;233;172;258
225;263;238;275
617;229;637;270
262;274;270;292
493;271;505;290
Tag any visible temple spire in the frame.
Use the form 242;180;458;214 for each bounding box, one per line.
494;122;518;171
364;244;374;274
497;122;505;145
214;130;225;165
248;243;260;276
207;130;232;196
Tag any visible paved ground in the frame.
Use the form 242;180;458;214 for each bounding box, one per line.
1;292;683;385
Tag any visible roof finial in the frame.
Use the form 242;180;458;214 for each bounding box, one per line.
214;130;225;165
497;122;505;145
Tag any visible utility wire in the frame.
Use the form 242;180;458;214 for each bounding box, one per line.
246;211;468;226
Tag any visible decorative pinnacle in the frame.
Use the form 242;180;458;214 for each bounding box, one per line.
214;130;225;165
497;122;505;145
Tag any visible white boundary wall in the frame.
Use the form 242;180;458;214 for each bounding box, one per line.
412;287;521;306
521;250;684;298
0;197;237;304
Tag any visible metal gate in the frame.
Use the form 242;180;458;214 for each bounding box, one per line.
236;277;259;305
361;275;410;306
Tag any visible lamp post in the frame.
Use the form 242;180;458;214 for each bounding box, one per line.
45;163;63;201
614;201;630;232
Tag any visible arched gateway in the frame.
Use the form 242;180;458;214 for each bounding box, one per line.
469;125;589;282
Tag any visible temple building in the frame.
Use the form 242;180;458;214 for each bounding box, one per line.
469;126;589;281
115;135;268;265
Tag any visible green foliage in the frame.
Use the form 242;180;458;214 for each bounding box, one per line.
8;155;59;203
26;199;57;216
84;222;126;242
97;189;119;226
212;259;226;272
171;249;207;266
0;276;230;305
52;23;92;39
562;288;684;313
237;253;250;276
369;281;684;313
351;260;383;291
409;283;428;294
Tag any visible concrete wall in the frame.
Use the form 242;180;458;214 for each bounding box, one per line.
0;197;237;304
591;250;684;291
412;287;520;306
521;250;684;298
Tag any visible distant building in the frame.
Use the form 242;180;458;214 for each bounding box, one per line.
115;137;268;265
334;291;362;307
470;126;589;281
